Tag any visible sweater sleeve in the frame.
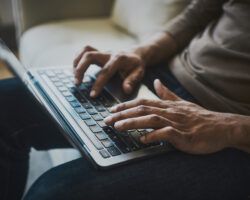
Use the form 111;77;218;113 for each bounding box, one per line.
164;0;227;50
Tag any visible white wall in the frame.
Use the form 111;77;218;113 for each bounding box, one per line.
0;0;14;25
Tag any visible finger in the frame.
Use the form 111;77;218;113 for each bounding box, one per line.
90;55;126;97
122;66;144;94
104;105;177;126
73;45;97;68
114;114;173;132
74;52;109;85
111;98;175;113
154;79;181;101
140;126;182;147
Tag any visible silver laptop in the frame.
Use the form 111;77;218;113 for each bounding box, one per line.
0;40;172;169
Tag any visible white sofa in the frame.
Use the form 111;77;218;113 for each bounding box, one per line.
12;0;190;186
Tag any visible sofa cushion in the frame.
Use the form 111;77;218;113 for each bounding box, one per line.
111;0;190;40
20;18;138;69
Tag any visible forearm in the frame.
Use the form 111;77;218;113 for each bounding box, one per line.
132;32;178;67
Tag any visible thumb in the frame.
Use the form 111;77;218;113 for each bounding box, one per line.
154;79;181;101
123;67;144;94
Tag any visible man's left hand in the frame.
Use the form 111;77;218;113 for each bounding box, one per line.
104;79;241;154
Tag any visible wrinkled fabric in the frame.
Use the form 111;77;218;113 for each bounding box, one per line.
166;0;250;114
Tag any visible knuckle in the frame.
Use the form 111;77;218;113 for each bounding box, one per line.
84;52;94;60
116;103;126;111
83;45;93;51
136;105;150;115
116;111;124;119
150;114;161;122
115;53;128;62
75;67;82;75
123;119;132;127
138;98;148;105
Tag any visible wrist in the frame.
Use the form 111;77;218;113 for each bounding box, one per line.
227;114;250;153
132;44;157;67
132;32;178;67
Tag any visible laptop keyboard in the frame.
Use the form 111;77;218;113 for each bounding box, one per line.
39;69;160;159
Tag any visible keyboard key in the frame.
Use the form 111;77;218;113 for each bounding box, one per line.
103;90;117;103
62;91;72;97
92;114;103;121
70;101;81;108
102;139;114;148
62;79;71;84
89;125;102;133
87;108;97;115
112;134;131;153
78;97;88;104
53;69;63;74
50;77;60;82
79;113;91;120
115;141;131;153
58;74;67;79
95;105;106;112
103;127;130;152
107;146;121;156
95;132;108;140
91;99;100;106
65;83;74;88
103;127;114;136
128;130;141;143
100;111;110;118
75;107;85;114
107;107;113;113
54;82;63;87
84;119;96;126
97;121;107;128
78;83;89;91
46;71;56;77
82;103;92;109
58;86;68;92
121;134;139;151
99;149;110;158
92;140;103;150
65;96;76;102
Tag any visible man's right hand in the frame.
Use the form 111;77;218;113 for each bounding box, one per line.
73;45;145;98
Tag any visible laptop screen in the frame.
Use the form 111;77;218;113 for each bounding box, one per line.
0;39;29;81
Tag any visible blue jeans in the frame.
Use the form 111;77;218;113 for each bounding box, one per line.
0;69;250;200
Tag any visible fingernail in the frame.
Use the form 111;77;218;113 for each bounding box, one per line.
114;121;122;129
104;116;112;124
90;90;96;97
110;106;117;113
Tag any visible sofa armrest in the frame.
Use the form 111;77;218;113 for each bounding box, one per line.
12;0;114;38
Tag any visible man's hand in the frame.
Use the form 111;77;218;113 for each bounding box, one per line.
73;45;145;98
73;32;178;98
105;79;250;154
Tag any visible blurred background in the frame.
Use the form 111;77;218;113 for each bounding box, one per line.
0;0;16;49
0;0;15;79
